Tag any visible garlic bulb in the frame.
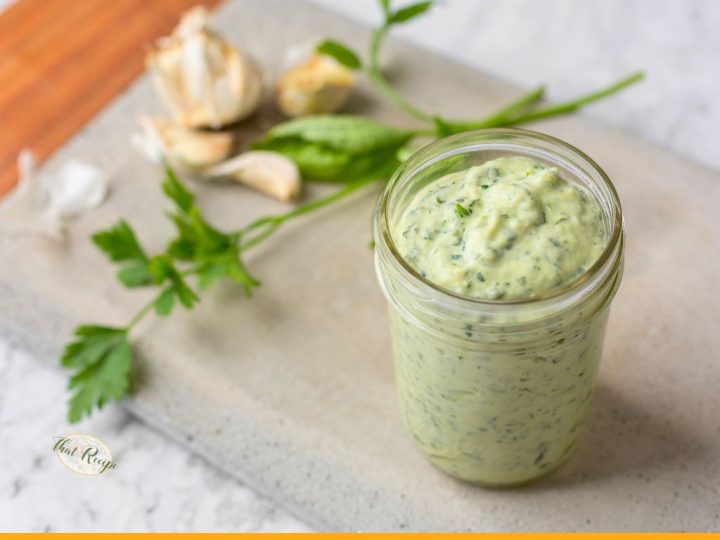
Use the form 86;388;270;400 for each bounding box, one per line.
135;116;234;170
207;151;301;202
146;7;263;129
276;53;355;117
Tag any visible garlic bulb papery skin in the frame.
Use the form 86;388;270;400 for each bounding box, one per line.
0;150;108;240
276;53;355;117
136;116;234;171
207;151;301;203
147;7;264;129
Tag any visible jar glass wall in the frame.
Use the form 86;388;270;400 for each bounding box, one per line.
373;129;625;486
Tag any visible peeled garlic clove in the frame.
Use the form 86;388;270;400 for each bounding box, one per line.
44;160;108;218
276;53;355;117
146;7;264;129
137;116;234;170
207;151;301;203
0;150;57;237
0;151;108;240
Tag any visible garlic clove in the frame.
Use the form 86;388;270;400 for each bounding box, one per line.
136;116;235;170
0;150;108;240
146;7;264;129
276;53;355;117
44;160;108;218
207;151;301;203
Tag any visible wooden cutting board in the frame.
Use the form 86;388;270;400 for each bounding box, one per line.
0;0;221;196
1;0;719;531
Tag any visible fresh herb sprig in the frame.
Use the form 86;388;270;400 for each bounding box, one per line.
316;1;644;137
254;115;413;183
63;165;381;422
61;0;644;422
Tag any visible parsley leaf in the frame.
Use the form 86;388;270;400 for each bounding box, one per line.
162;169;261;297
117;262;153;287
93;221;153;288
92;220;148;263
197;255;260;294
148;255;199;313
162;164;195;212
455;203;471;218
61;325;131;423
154;287;176;316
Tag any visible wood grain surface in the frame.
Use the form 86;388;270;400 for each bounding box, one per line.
0;0;222;196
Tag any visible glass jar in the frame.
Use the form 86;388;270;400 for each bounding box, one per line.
373;129;624;486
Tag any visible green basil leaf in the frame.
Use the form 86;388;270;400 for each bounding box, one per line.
257;138;352;180
262;115;412;155
387;1;434;24
316;40;362;69
342;146;401;181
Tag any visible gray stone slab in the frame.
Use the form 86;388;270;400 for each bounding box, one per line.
1;0;719;531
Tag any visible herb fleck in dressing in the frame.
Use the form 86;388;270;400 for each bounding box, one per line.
386;156;611;485
394;157;605;300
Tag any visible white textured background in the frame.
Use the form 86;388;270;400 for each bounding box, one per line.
1;0;718;532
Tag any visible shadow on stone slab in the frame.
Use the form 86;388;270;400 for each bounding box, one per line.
524;383;710;490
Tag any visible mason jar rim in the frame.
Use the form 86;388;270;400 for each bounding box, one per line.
375;128;624;314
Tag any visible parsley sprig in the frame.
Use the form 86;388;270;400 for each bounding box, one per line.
62;167;379;422
61;0;644;422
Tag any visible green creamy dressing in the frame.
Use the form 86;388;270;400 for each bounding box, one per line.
394;157;605;300
387;157;609;484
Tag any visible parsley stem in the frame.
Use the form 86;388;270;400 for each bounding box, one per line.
239;175;382;250
475;86;546;125
367;24;435;124
125;291;163;331
118;175;381;339
434;73;642;134
439;86;546;133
